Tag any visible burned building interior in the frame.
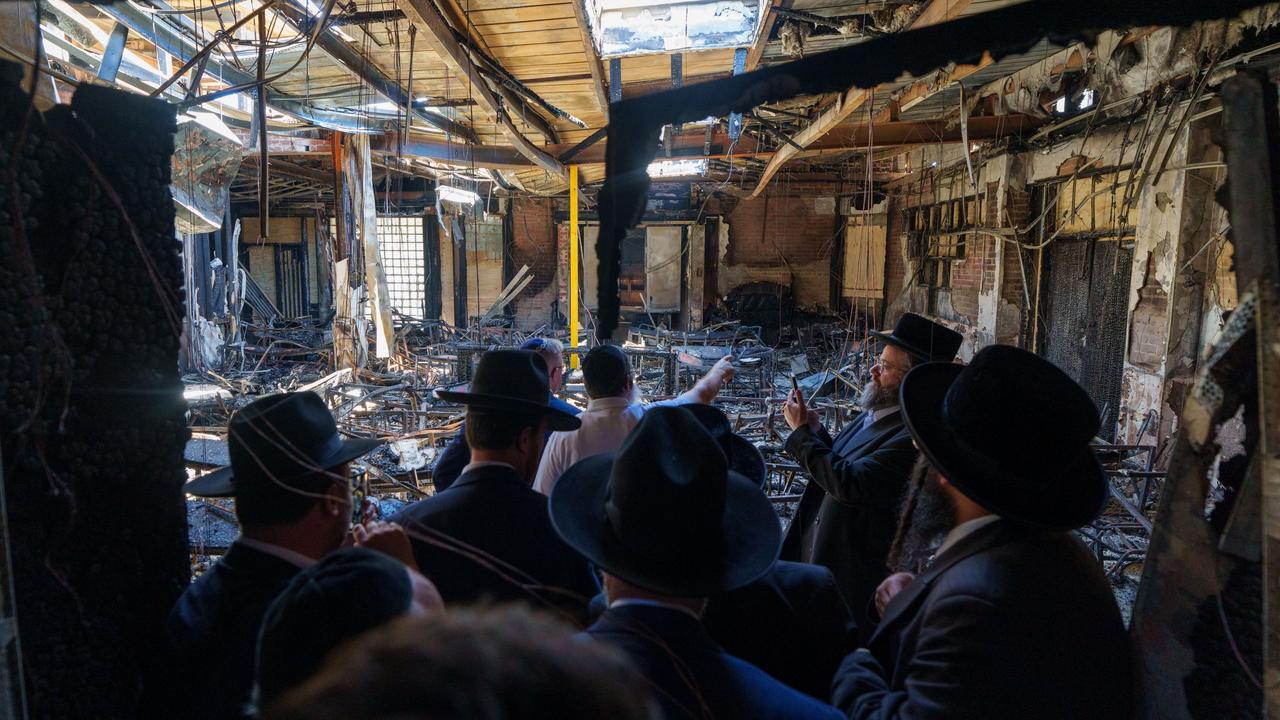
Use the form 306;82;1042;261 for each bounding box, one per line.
1;0;1279;717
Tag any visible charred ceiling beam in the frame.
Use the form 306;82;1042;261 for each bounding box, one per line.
97;0;470;138
445;25;584;130
331;9;408;26
872;50;995;123
596;0;1275;341
276;1;478;142
397;0;566;176
750;0;973;197
386;114;1038;170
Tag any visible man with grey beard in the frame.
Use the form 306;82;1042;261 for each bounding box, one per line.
781;313;960;629
833;345;1131;720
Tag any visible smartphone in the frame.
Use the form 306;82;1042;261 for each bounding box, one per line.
790;374;801;399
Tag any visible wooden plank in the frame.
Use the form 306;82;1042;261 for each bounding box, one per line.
398;0;566;176
466;6;575;24
474;18;578;34
566;0;611;119
750;0;973;196
486;43;586;59
745;0;782;72
442;0;569;11
484;28;583;45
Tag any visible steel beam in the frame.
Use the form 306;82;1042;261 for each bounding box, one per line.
96;22;129;84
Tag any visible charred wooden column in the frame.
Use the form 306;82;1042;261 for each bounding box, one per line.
0;66;188;717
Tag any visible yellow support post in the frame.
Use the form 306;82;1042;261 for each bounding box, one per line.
568;165;580;367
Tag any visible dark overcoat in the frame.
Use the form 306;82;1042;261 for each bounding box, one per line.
781;411;918;628
832;519;1132;720
702;560;857;700
151;542;302;719
393;464;597;622
584;604;844;720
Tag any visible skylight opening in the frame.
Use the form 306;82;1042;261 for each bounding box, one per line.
588;0;765;57
647;159;707;177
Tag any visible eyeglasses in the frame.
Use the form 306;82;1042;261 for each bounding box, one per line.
877;356;911;375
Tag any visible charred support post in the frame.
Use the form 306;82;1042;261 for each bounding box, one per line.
256;11;269;240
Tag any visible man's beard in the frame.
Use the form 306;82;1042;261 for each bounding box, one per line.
860;377;900;411
887;456;957;573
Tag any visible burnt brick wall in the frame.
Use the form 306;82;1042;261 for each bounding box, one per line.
509;197;559;329
719;184;844;309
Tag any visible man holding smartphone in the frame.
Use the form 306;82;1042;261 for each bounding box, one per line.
781;314;961;631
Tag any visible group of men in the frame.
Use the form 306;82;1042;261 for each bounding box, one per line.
153;313;1133;719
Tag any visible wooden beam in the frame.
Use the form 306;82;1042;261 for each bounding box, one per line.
386;114;1039;169
567;0;610;119
872;50;994;124
745;0;782;72
749;0;973;196
427;0;562;144
397;0;566;177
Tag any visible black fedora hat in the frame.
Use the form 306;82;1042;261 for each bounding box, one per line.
682;404;767;489
434;350;580;432
869;312;963;363
898;344;1107;529
549;406;780;597
183;391;381;498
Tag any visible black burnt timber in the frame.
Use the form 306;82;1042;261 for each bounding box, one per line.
1;72;189;717
596;0;1277;341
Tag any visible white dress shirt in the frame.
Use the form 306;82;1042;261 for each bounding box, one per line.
861;405;901;432
935;514;1001;559
234;536;317;569
533;395;689;495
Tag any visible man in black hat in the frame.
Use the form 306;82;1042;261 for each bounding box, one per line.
551;406;843;719
392;349;597;620
432;336;579;493
781;312;961;628
582;405;857;699
674;405;858;700
153;391;391;720
832;345;1131;720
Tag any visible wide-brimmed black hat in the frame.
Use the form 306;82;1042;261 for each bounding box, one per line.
434;350;580;432
869;312;963;363
549;406;780;597
899;344;1107;529
183;391;380;498
683;404;767;489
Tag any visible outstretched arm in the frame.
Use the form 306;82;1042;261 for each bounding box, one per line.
675;356;736;404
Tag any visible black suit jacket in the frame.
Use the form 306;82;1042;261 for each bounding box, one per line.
150;542;303;719
586;561;857;700
392;464;597;622
585;604;843;720
781;411;918;628
703;561;857;699
832;519;1132;720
